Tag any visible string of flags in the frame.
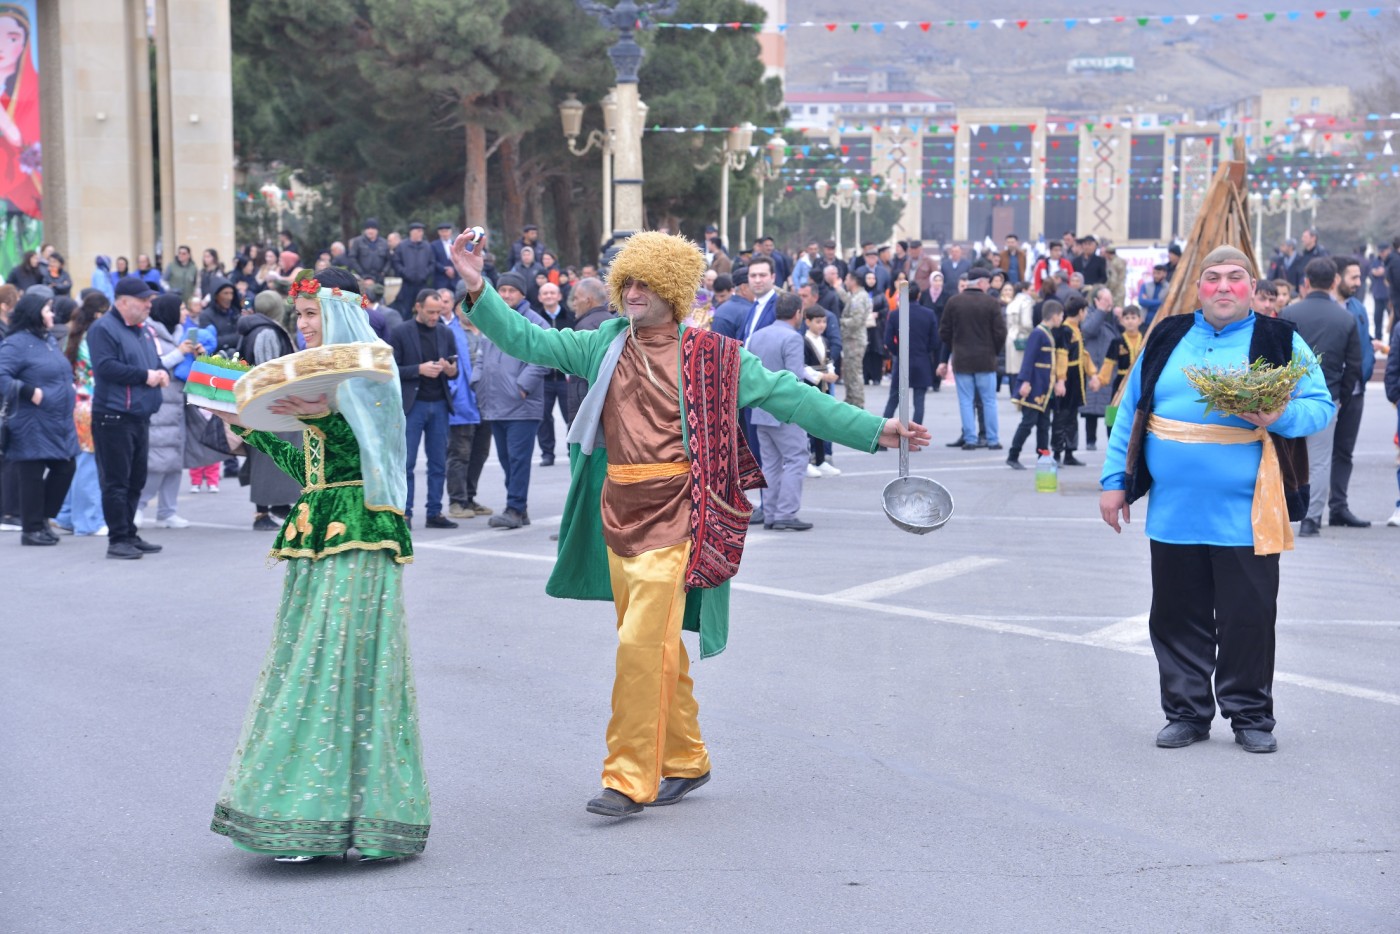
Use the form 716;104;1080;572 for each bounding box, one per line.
655;8;1391;33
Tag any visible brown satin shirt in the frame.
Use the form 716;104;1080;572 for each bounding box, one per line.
600;323;693;556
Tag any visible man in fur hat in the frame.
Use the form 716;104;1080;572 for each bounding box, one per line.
1098;245;1333;755
450;229;930;816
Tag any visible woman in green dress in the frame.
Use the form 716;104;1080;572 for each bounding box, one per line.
210;266;430;863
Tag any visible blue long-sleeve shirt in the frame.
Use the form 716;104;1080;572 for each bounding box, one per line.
1101;311;1334;547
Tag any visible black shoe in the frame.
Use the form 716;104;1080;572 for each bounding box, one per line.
1006;457;1025;470
37;527;61;544
645;771;711;807
464;499;492;516
131;536;163;554
585;788;642;817
975;439;988;448
945;437;968;447
986;443;1003;451
748;509;764;526
253;513;280;532
765;518;814;531
1328;509;1371;528
269;505;291;520
21;531;58;546
425;514;459;529
539;454;555;467
1234;729;1277;753
1298;517;1321;537
106;541;144;560
961;442;980;451
1155;721;1209;748
488;508;526;530
1086;441;1097;451
1062;454;1086;467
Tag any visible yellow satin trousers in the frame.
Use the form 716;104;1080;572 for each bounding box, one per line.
603;540;711;803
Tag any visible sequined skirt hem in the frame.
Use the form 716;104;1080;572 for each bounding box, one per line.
211;804;429;856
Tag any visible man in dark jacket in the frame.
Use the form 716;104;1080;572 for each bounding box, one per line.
431;222;457;291
348;218;391;283
938;268;1007;449
392;222;436;319
390;288;460;530
1279;257;1363;537
534;281;577;467
1287;228;1328;291
87;277;167;559
564;277;615;414
198;277;241;353
1073;235;1108;285
507;224;545;270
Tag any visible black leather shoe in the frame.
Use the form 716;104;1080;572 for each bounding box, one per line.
1298;517;1321;537
21;531;57;546
748;509;764;526
1235;729;1277;753
1328;509;1371;528
585;788;642;817
1155;721;1209;748
488;508;525;530
425;514;459;529
1062;454;1086;467
539;455;555;467
1006;457;1025;470
253;513;280;532
106;541;143;560
766;519;814;531
645;771;710;807
1086;441;1097;451
986;443;1003;450
131;536;163;554
945;437;968;447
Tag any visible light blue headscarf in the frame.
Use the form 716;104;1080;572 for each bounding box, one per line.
316;287;407;513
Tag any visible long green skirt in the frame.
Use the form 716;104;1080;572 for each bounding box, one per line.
211;549;430;857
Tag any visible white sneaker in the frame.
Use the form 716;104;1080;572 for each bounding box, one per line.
1388;506;1400;528
50;521;74;535
818;462;842;477
806;464;822;479
96;525;109;537
206;484;220;494
157;515;191;529
133;512;145;528
189;485;201;494
0;520;20;532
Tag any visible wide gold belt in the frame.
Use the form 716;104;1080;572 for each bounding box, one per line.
607;461;692;484
1147;415;1292;555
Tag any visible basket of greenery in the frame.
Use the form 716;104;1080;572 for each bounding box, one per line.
1182;352;1316;417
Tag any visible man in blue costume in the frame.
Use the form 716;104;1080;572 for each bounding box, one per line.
1099;245;1333;755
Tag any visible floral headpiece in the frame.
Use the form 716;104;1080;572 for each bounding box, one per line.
289;276;371;310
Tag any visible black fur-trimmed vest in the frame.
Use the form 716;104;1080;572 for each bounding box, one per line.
1122;312;1310;521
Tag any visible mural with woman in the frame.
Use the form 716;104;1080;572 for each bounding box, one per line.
0;2;40;273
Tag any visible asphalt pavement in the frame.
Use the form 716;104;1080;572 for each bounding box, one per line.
2;381;1396;933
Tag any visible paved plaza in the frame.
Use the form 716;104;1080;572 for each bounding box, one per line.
2;383;1396;932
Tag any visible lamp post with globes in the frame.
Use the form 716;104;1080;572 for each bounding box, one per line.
1248;180;1318;247
694;122;754;254
815;177;877;259
559;91;618;239
753;135;787;241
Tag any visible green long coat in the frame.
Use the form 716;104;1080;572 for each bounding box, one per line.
463;284;886;657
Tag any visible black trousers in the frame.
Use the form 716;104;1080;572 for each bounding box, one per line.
881;385;927;424
1083;413;1100;445
17;458;76;533
1149;540;1280;732
1008;405;1050;459
536;377;576;459
447;421;493;506
92;412;149;545
1051;399;1080;456
0;456;19;520
1328;389;1364;514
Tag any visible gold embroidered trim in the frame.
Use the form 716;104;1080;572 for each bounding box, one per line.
302;426;327;488
267;540;413;565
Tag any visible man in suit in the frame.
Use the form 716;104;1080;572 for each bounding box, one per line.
941;243;971;284
1330;255;1377;528
431;222;457;291
881;283;939;425
746;293;814;531
938;268;1007;449
1279;257;1364;537
734;257;779;343
389;288;459;529
1073;235;1107;285
534;281;577;467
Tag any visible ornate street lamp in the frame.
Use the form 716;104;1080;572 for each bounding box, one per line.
753;135;786;241
696;121;754;253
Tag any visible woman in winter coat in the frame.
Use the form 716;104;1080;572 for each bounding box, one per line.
6;250;44;289
139;294;199;528
0;287;79;546
55;292;110;536
1002;282;1036;395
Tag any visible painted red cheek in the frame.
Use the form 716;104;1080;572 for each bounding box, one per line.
1199;281;1221;298
1227;280;1251;300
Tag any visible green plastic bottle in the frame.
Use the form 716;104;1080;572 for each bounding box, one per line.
1034;451;1058;493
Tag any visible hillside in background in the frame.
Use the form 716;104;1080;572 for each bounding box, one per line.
780;3;1400;114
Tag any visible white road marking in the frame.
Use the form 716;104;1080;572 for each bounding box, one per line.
1080;613;1151;646
804;506;1102;523
825;556;1005;602
406;546;1400;707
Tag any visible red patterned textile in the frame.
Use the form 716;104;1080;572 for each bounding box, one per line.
680;328;765;591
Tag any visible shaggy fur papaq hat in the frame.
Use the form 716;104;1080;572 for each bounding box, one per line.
605;231;707;323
